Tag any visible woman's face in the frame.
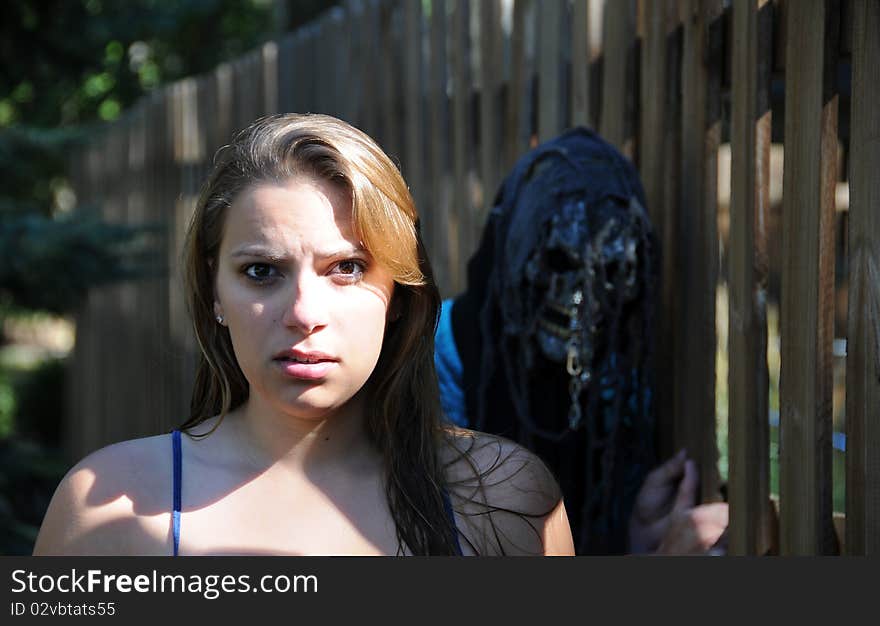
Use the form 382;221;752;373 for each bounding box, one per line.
213;176;395;421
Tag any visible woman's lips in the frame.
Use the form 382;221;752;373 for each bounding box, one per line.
274;358;337;380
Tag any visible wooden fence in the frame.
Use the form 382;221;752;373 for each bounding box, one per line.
67;0;879;555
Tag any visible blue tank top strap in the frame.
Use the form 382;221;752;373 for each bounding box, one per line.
171;429;182;557
441;488;463;555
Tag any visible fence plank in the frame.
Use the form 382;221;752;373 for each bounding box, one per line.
570;0;590;128
451;0;471;294
360;0;381;136
277;33;295;113
262;41;279;116
428;0;451;293
677;0;724;501
599;0;636;156
650;1;683;462
639;0;671;232
379;2;401;161
538;0;563;142
845;0;880;556
479;0;502;215
403;0;425;225
504;0;529;171
729;0;774;556
345;0;366;128
779;0;839;555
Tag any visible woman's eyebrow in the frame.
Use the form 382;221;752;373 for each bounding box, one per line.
230;245;286;260
313;244;368;259
229;243;368;260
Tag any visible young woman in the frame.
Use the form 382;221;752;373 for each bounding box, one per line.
33;113;575;556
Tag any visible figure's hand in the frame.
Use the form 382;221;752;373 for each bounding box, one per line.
655;501;728;555
628;450;729;555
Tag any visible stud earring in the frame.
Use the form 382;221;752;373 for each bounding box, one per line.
216;315;224;325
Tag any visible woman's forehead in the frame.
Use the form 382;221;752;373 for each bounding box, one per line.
221;178;358;250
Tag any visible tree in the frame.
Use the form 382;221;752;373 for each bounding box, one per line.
0;0;284;312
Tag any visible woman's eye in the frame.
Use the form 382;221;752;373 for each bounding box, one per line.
243;263;278;283
331;259;366;281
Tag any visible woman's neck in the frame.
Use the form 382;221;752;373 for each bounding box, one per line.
222;391;378;474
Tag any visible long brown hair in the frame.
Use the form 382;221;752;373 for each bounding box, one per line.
179;113;460;555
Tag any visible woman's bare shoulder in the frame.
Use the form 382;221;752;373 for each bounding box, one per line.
439;427;573;555
32;434;174;556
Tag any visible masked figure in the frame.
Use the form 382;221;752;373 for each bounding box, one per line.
434;127;658;554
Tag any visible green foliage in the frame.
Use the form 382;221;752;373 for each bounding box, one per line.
0;212;163;314
1;0;276;129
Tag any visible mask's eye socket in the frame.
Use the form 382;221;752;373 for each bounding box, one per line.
545;247;580;273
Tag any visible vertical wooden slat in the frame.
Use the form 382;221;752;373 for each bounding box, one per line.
479;0;502;213
152;90;172;435
639;0;671;231
450;0;471;294
404;0;425;220
302;25;318;114
88;139;105;453
639;0;679;463
504;0;529;171
126;107;144;438
599;0;637;156
729;0;774;556
779;0;839;555
277;33;296;113
144;92;168;435
429;0;452;294
845;0;880;556
314;16;330;116
537;0;564;142
64;147;86;461
379;1;401;161
262;41;279;116
345;0;366;128
678;0;724;501
361;0;381;137
105;127;127;447
332;7;350;121
570;0;591;128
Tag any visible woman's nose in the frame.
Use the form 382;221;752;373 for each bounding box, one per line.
281;273;328;334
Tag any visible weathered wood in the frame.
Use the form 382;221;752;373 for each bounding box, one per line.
504;0;529;171
570;0;591;128
428;0;451;294
728;0;774;556
479;0;502;217
276;33;296;113
779;0;839;555
450;0;471;294
358;0;379;135
652;1;683;463
639;0;671;229
599;0;636;156
538;0;563;142
262;41;279;116
678;0;724;502
379;0;401;163
344;0;366;128
403;0;425;226
845;0;880;556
